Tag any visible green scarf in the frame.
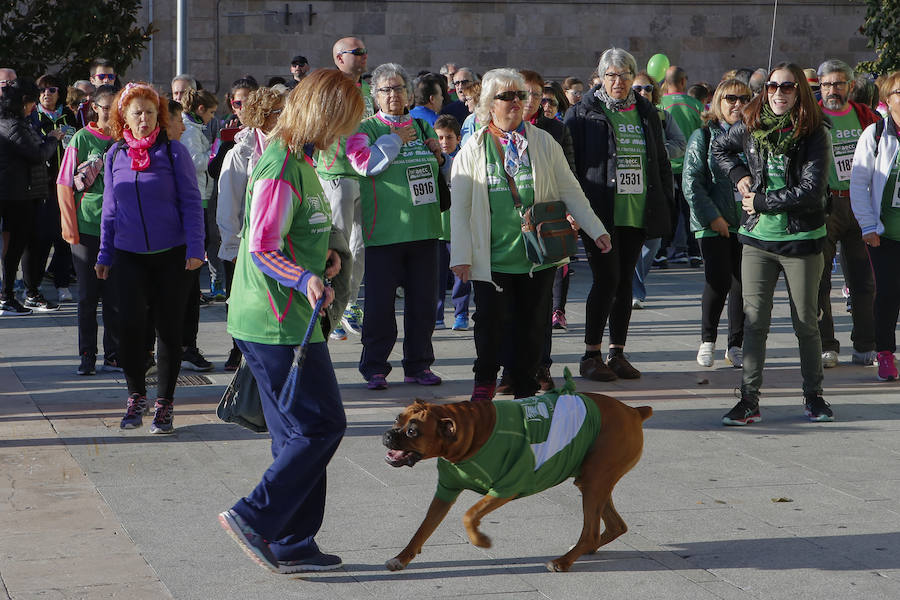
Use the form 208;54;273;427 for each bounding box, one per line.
751;104;798;155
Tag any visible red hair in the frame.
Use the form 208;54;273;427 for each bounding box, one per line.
109;82;169;140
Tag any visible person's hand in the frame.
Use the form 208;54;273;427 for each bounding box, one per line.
185;257;204;270
48;129;65;140
710;216;730;237
424;138;444;165
741;193;756;215
595;234;612;253
863;232;881;248
95;264;110;280
391;124;417;144
325;249;341;279
306;275;334;314
737;176;753;196
451;264;471;283
566;214;580;231
224;116;240;128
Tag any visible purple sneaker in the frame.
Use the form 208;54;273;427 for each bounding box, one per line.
218;509;279;573
367;374;388;390
404;369;442;386
119;393;147;429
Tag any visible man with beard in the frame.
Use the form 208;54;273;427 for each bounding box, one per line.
817;59;880;369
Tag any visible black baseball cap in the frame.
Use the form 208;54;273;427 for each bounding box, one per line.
291;55;308;66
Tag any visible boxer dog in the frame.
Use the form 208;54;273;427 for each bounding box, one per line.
382;386;651;572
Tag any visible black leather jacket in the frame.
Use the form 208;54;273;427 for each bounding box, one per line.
711;122;831;237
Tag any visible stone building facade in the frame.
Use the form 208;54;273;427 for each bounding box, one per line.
126;0;873;97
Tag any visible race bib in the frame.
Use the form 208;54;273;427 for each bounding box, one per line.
60;124;76;147
616;155;643;195
407;164;438;206
893;171;900;209
833;142;855;182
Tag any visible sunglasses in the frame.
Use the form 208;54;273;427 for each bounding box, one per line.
338;48;367;56
494;90;527;102
95;73;116;81
93;104;112;111
723;94;751;104
230;99;243;109
453;79;472;87
41;87;59;94
540;97;558;106
632;84;654;93
765;81;798;93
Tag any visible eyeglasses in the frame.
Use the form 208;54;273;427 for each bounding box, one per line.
41;87;59;94
540;98;558;106
604;72;633;82
376;85;406;96
632;84;654;93
453;79;472;88
723;94;751;104
338;48;367;57
820;81;849;90
494;90;527;102
230;99;243;109
95;73;117;81
765;81;798;94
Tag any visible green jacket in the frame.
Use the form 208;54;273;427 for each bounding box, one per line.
683;123;742;235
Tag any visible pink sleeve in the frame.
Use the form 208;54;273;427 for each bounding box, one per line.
248;178;297;252
56;146;78;187
345;132;373;173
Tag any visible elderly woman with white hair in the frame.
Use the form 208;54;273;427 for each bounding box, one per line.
565;47;675;382
346;62;450;391
450;68;611;401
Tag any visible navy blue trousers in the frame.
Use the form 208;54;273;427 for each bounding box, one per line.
435;241;471;321
360;239;438;379
232;339;346;561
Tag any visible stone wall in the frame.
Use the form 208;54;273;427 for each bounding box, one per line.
126;0;873;98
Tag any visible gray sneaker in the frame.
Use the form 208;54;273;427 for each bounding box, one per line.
218;509;279;573
851;350;877;366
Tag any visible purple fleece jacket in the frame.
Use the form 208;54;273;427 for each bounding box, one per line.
97;137;205;266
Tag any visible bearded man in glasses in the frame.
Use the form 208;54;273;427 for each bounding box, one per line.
815;59;880;370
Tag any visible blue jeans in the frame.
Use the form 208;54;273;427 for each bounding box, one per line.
632;237;662;302
232;339;346;561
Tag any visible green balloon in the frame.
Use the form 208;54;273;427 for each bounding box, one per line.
647;53;670;83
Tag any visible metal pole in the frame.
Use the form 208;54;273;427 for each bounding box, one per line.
767;0;778;72
176;0;187;75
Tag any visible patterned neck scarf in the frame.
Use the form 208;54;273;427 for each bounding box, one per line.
488;120;528;177
594;86;636;112
122;126;160;171
751;103;797;155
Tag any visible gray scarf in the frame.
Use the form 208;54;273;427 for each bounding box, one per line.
594;86;637;111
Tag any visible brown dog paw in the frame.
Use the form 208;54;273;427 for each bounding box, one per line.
466;530;492;548
385;556;408;571
546;559;571;572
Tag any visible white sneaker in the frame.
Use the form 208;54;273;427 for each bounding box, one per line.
632;298;644;309
697;342;715;367
822;350;838;369
725;346;743;368
57;287;73;302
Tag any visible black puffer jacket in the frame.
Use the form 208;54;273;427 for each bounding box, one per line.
564;86;675;238
0;117;58;204
711;122;830;245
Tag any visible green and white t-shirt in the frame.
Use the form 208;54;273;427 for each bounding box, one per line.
603;104;647;229
316;80;375;182
355;115;443;247
484;131;548;274
659;93;704;174
879;149;900;241
435;392;603;502
739;149;826;242
823;105;863;192
227;142;331;345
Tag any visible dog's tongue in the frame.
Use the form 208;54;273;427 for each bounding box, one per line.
386;450;406;462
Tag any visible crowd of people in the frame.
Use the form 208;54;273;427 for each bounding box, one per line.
2;37;899;574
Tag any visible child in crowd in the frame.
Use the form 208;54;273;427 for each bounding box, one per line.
433;114;471;331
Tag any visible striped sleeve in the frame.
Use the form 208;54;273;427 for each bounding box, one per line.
56;145;78;187
248;177;296;252
251;250;313;293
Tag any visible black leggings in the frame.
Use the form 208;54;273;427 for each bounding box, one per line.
699;235;744;348
1;198;36;296
114;246;191;399
582;226;645;347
